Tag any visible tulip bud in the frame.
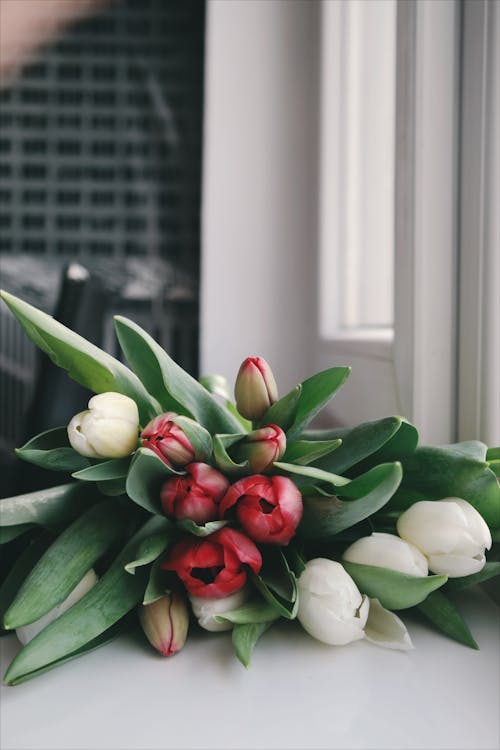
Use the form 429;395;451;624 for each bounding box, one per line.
231;424;286;473
16;569;98;645
141;412;195;468
220;474;303;546
342;532;428;577
139;591;189;657
161;462;230;524
396;498;492;578
67;392;139;458
189;587;250;632
234;356;278;421
297;559;369;646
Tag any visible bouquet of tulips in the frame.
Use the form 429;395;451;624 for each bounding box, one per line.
0;290;499;686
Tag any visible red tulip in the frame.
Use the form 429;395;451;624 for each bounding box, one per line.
161;463;230;525
234;356;278;421
141;412;195;468
162;528;262;598
231;424;286;473
220;475;303;546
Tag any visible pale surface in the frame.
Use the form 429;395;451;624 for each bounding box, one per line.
1;589;498;750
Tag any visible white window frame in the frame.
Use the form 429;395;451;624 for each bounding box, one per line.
202;0;499;446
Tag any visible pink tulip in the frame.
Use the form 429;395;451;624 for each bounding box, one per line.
234;357;278;421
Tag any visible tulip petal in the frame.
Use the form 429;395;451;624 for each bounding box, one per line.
427;552;486;578
364;598;414;650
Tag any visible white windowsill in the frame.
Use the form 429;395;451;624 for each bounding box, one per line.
0;588;498;750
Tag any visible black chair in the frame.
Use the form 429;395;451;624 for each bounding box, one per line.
12;262;107;495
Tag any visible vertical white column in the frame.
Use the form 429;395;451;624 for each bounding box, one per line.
200;0;319;392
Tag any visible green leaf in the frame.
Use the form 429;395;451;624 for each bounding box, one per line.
200;377;252;431
273;461;350;487
343;562;448;610
126;447;182;515
72;457;131;482
3;517;156;685
96;477;128;497
6;615;133;685
213;433;249;475
251;548;298;620
176;518;228;537
0;525;34;544
170;416;212;463
0;291;159;425
215;599;280;625
3;499;139;629
261;386;302;432
445;562;500;592
486;446;500;462
114;316;242;434
487;460;500;478
15;427;90;473
283;439;342;466
143;558;170;605
286;367;351;441
416;590;478;649
305;416;405;474
0;482;98;529
388;443;500;528
0;534;53;621
124;517;174;573
232;621;273;668
199;374;232;401
298;463;403;540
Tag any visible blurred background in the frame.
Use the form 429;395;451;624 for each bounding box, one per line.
0;0;498;498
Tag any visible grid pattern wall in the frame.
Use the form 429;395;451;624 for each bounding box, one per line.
0;0;204;470
0;0;205;270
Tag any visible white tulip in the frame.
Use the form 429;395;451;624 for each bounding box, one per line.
297;559;369;646
189;588;250;632
342;532;428;577
67;392;139;458
397;498;492;577
364;598;414;651
16;569;98;645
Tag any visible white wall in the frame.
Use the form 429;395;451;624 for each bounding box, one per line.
200;0;319;395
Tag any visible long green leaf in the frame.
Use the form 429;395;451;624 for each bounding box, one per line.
6;616;133;686
15;427;90;473
143;558;170;605
298;463;403;540
213;433;249;475
343;562;448;610
0;525;34;544
251;548;298;620
72;457;131;482
416;590;478;649
0;291;159;425
306;416;405;474
124;517;174;573
114;316;242;434
283;439;342;466
125;447;182;515
3;517;156;685
0;483;97;529
261;386;302;432
232;622;273;668
0;534;53;621
286;367;351;441
3;499;138;629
